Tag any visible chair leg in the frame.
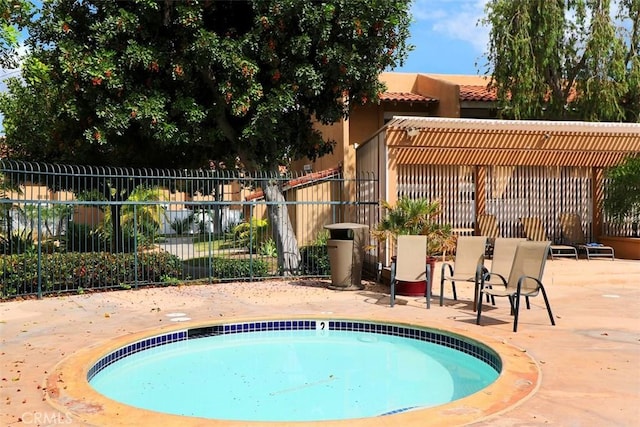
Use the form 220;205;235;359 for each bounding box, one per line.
476;292;484;325
390;262;396;308
440;264;456;306
525;296;531;309
390;278;395;308
483;283;496;305
539;285;556;326
424;264;431;309
425;281;431;309
513;294;521;332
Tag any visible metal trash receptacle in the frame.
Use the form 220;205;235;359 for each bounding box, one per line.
324;223;369;290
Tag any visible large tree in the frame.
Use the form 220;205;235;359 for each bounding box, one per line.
483;0;639;122
0;0;412;273
0;0;33;68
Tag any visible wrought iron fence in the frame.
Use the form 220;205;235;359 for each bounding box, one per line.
0;160;379;299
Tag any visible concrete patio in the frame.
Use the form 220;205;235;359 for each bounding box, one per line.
1;257;639;426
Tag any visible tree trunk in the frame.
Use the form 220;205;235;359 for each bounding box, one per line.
263;182;300;276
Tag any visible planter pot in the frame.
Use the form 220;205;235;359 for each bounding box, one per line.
598;236;640;260
392;256;437;297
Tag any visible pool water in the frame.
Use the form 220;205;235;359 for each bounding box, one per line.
90;328;498;422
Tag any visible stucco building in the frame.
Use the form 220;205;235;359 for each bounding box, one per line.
291;72;640;260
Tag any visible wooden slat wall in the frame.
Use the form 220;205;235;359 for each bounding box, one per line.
397;164;475;230
484;166;592;241
396;165;596;243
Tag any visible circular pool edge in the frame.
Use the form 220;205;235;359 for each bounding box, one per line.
45;315;541;427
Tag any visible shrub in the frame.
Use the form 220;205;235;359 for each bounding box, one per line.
299;231;330;275
0;229;35;255
259;238;278;257
232;218;269;252
0;251;183;298
212;257;269;278
64;222;110;252
170;212;194;235
604;155;640;234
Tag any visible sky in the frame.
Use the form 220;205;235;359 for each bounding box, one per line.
395;0;490;75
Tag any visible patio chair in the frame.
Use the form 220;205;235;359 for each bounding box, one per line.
474;237;527;306
390;235;430;308
559;213;614;260
482;237;528;286
520;216;578;260
439;235;487;311
477;213;500;258
476;240;555;332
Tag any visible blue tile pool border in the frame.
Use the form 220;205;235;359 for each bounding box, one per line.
87;319;502;382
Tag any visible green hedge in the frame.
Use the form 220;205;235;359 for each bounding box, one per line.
299;244;330;275
182;256;269;279
0;251;183;297
212;257;269;278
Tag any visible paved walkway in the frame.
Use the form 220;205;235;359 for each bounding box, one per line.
1;257;639;426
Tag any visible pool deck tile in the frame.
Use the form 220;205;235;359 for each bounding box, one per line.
1;257;639;426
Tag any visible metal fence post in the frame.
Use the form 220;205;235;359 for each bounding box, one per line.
133;204;138;289
37;202;42;300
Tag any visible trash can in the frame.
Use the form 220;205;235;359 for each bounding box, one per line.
324;223;369;290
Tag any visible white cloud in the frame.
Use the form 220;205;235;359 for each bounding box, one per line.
410;0;489;52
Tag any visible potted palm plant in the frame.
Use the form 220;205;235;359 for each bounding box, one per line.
372;196;455;296
601;155;640;259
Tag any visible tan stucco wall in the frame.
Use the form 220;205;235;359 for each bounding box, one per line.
379;72;464;117
349;104;383;147
378;72;419;92
415;75;459;117
426;74;490;86
290;120;347;174
295;72;471;174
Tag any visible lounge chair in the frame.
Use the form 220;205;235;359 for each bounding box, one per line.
476;240;555;332
390;235;430;308
520;217;578;260
439;235;487;311
559;213;614;260
477;213;500;257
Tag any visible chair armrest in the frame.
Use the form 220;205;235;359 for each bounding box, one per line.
441;262;454;277
516;275;543;294
479;272;507;290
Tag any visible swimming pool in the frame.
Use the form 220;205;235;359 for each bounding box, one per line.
47;316;540;426
88;320;500;422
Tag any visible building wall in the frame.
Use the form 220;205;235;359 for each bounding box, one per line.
298;72;468;175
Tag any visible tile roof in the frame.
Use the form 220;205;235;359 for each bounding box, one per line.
379;92;437;103
459;85;497;102
245;166;342;201
381;87;498;103
458;84;578;102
